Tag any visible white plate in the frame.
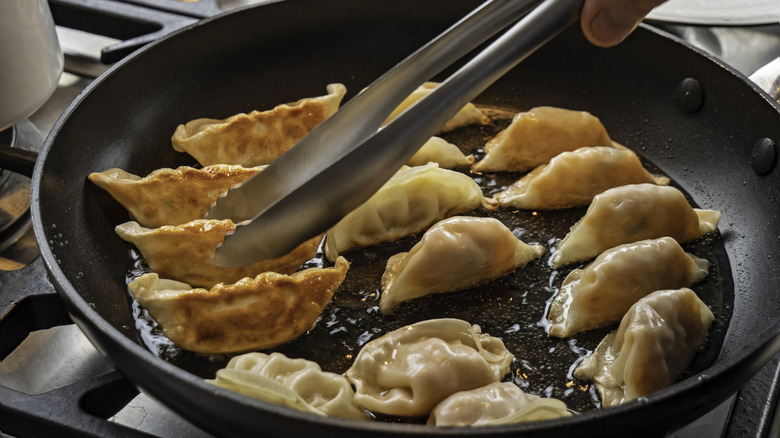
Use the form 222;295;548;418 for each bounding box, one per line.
646;0;780;25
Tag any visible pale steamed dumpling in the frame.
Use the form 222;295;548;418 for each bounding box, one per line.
547;237;710;337
380;216;544;313
209;352;369;420
406;136;474;168
344;318;514;417
385;82;485;132
494;145;669;210
473;106;611;172
428;382;571;426
551;184;720;268
324;163;498;261
574;288;714;406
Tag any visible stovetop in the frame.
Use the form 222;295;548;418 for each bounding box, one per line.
1;1;779;437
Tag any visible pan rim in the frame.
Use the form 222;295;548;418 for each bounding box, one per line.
29;0;780;434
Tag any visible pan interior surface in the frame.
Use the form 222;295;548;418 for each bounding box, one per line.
127;108;733;417
32;0;780;436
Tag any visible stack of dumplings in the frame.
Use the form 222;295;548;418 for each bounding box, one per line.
90;85;356;354
87;83;724;429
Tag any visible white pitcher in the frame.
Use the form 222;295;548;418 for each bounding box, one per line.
0;0;63;132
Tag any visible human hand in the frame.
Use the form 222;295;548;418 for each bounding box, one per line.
581;0;669;47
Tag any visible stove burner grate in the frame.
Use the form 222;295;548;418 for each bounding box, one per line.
49;0;221;64
0;258;146;438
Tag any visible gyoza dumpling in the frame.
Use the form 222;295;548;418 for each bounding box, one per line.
574;288;714;406
209;352;369;420
171;83;346;166
380;216;544;313
551;184;720;268
406;136;474;168
428;382;571;426
88;165;263;228
116;219;322;288
547;237;709;337
385;82;485;132
324;163;498;262
128;257;349;354
472;106;611;172
494;146;669;210
344;318;514;417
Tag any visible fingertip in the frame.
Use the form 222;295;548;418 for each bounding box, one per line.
582;8;640;48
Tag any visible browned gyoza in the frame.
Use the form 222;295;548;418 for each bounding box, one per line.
25;0;780;436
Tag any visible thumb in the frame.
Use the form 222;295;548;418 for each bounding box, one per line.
581;0;666;47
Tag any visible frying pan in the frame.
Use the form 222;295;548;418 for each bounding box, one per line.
6;0;780;436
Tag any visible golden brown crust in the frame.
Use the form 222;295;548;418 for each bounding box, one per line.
116;219;323;288
129;257;350;354
171;84;346;166
88;165;263;228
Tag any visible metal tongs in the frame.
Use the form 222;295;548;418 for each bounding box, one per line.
206;0;584;267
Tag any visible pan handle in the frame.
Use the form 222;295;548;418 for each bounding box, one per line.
0;143;37;177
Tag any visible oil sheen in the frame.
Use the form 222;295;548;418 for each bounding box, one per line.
128;106;733;418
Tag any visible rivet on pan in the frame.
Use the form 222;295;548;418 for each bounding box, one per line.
751;138;777;175
675;78;704;113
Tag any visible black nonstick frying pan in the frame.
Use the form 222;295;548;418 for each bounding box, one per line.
4;0;780;436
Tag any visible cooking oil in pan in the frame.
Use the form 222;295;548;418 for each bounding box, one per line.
128;107;733;418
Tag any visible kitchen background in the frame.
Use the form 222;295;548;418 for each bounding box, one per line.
1;0;779;436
